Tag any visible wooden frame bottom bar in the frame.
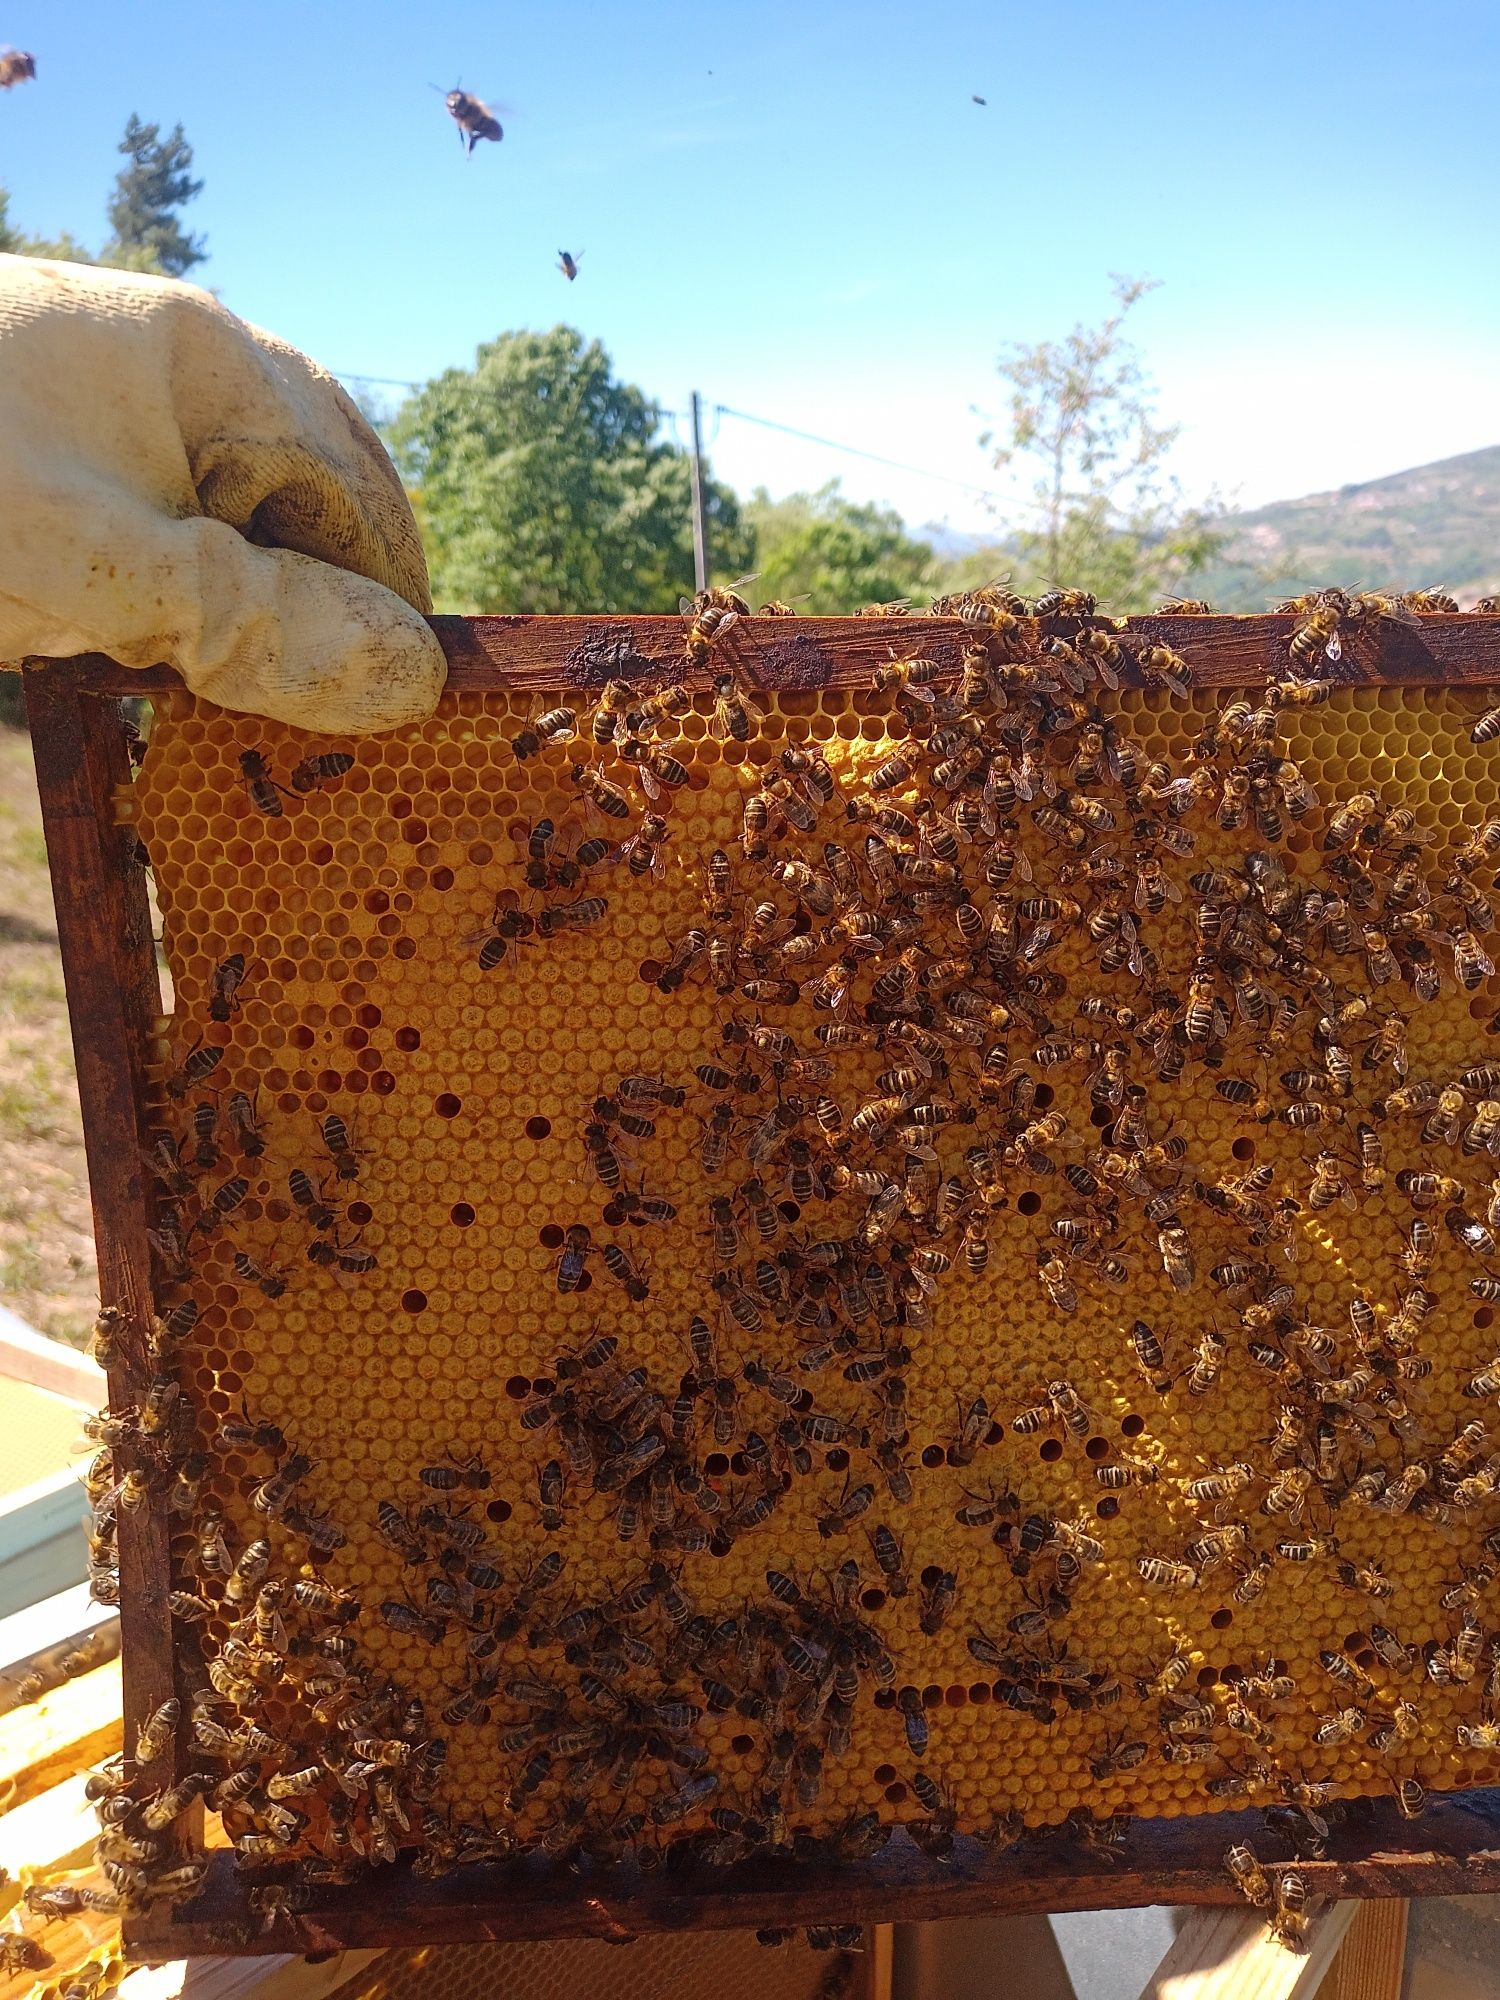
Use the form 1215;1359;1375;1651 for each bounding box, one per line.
129;1786;1500;1958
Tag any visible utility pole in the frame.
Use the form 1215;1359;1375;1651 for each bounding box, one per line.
689;390;709;593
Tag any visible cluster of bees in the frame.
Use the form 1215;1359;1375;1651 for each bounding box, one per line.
16;581;1500;1970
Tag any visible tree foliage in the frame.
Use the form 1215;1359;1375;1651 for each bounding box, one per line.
387;327;752;614
102;116;206;275
981;276;1222;609
743;482;935;613
1;115;206;276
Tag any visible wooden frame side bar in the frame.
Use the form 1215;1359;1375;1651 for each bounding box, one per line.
21;666;177;1797
46;610;1500;700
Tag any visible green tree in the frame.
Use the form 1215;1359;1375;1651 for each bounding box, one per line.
0;186;95;263
102;115;206;275
743;482;935;612
387;327;752;613
980;275;1222;609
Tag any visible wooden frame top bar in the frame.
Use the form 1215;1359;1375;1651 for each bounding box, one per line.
48;610;1500;700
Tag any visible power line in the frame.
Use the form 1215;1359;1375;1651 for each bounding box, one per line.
713;402;1003;501
330;371;1000;506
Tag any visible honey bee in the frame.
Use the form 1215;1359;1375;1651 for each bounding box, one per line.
135;1697;180;1765
510;706;576;760
238;748;289;816
1269;1870;1309;1950
682;579;752;665
445;87;504;151
208;951;248;1023
1136;1556;1199;1589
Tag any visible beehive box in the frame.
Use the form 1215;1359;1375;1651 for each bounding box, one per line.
21;604;1500;1962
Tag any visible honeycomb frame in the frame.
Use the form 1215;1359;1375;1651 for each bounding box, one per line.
21;608;1500;1961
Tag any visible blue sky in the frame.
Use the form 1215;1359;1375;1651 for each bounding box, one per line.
2;0;1497;538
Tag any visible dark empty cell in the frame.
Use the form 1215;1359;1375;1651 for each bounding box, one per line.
357;1003;382;1027
1355;1649;1377;1671
1210;1609;1233;1631
400;1289;428;1313
825;1447;849;1472
310;841;334;866
1032;1082;1054;1110
434;1093;462;1118
1476;1307;1494;1330
945;1685;967;1707
343;1027;369;1050
729;1452;749;1477
289;1025;315;1050
485;1499;512;1523
639;959;663;983
1096;1496;1120;1520
860;1588;885;1612
1120;1413;1145;1438
537;1224;564;1249
778;1201;801;1224
469;842;494;866
1085;1436;1110;1461
395;1027;421;1052
431;867;454;890
704;1452;729;1478
346;1202;373;1227
503;1376;531;1401
1196;1666;1218;1688
969;1682;991;1705
873;1688;895;1710
1039;1438;1063;1463
451;1203;477;1227
884;1783;907;1804
372;1071;396;1094
602;1201;623;1227
873;1764;896;1785
731;1734;754;1756
403;822;429;846
922;1684;942;1707
525;1116;553;1140
317;1070;342;1093
1016;1190;1042;1216
393;938;417;960
919;1564;943;1588
1089;1104;1113;1128
1231;1137;1256;1161
531;1376;555;1397
1344;1632;1367;1654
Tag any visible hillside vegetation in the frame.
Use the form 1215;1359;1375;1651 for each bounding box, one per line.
1194;444;1500;608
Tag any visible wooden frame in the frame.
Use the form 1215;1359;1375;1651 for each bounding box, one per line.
17;611;1500;1962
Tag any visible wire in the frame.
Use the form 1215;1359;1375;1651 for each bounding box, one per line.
713;402;1003;500
332;371;426;391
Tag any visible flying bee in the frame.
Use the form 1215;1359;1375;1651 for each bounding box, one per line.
444;86;503;151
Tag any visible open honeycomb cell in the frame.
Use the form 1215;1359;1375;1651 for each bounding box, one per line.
112;626;1500;1903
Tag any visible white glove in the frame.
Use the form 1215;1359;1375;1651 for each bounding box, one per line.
0;255;445;734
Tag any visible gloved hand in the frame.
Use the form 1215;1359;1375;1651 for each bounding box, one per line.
0;255;446;734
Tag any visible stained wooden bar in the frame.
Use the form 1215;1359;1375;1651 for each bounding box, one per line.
125;1787;1500;1957
21;665;182;1810
50;610;1500;701
18;629;1500;1959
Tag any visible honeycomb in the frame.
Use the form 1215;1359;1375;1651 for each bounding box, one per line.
69;603;1500;1926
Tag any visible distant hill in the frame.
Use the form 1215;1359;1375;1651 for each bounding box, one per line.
1194;445;1500;609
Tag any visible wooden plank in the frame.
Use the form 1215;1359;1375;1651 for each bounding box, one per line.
1318;1899;1408;2000
20;670;180;1819
50;609;1500;700
1140;1901;1355;2000
860;1923;894;2000
0;1659;122;1811
0;1308;106;1404
123;1782;1500;1958
0;1770;99;1882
